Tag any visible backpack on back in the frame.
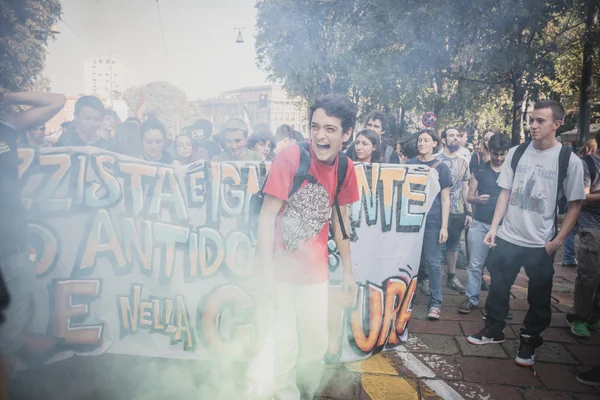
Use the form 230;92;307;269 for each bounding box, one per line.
383;145;394;163
582;154;598;186
510;141;571;238
249;142;350;241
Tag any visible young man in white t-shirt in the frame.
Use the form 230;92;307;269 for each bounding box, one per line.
467;100;585;367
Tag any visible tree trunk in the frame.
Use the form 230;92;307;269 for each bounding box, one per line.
522;93;531;141
399;107;406;137
578;0;598;146
511;80;525;146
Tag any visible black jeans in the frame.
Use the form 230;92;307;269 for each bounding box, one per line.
485;238;555;339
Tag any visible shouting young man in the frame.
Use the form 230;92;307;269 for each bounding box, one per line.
258;94;359;399
468;100;585;367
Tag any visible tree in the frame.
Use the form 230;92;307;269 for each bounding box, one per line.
123;82;207;137
256;0;359;101
578;0;599;144
0;0;62;91
30;75;52;92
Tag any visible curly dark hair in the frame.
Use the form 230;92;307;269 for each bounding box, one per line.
309;94;356;134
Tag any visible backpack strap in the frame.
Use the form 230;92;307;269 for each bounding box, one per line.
288;142;313;198
334;151;350;240
583;154;597;185
552;144;572;239
511;141;530;173
384;145;393;163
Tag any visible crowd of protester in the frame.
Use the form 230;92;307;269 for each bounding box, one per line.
1;91;599;398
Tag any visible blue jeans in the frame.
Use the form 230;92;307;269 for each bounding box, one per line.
562;228;578;265
421;225;443;308
466;220;491;306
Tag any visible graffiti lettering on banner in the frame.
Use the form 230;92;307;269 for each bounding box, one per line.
18;147;438;366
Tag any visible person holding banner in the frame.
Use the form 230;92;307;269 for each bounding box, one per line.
258;94;359;400
408;129;452;320
139;118;174;164
0;91;65;391
213;118;262;162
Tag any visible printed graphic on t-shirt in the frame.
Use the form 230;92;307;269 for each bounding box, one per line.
0;141;10;154
509;164;555;215
283;181;331;251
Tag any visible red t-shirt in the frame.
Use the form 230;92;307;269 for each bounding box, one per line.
263;143;359;285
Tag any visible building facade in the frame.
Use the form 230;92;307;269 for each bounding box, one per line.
83;56;130;107
197;85;308;136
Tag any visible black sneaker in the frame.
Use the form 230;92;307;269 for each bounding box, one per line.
577;364;600;387
514;334;542;367
515;341;536;367
467;326;505;345
480;279;489;291
458;299;477;314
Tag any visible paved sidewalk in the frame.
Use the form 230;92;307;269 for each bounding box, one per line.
10;250;600;400
317;248;600;400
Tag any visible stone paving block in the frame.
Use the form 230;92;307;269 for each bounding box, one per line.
509;298;531;311
572;394;600;400
552;279;575;293
442;294;468;306
460;321;517;339
446;380;523;399
521;388;578;400
455;356;542;386
511;286;529;300
404;333;459;355
359;375;419;400
550;312;569;327
317;368;361;400
509;325;577;344
533;363;599;394
552;292;575;307
407;319;462;336
410;304;428;320
414;353;462;380
575;331;600;346
553;303;572;313
455;336;508;358
346;353;398;375
437;306;485;322
502;340;578;364
416;381;443;400
566;344;600;366
506;310;527;325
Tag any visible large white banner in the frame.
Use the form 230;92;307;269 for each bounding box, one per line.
16;147;439;368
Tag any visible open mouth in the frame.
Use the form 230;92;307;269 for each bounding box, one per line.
316;143;330;151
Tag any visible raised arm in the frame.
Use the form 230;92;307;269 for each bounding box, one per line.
0;92;66;131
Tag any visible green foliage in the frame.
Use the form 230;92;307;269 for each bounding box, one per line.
123;82;208;135
0;0;62;91
255;0;598;139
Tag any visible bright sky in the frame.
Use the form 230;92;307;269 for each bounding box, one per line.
43;0;269;100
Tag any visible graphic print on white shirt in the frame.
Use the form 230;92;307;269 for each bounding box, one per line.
497;143;585;248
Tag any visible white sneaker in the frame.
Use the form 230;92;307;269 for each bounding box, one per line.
427;307;441;320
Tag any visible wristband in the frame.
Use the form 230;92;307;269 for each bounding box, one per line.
466;211;472;216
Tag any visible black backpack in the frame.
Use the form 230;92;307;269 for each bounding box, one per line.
582;154;598;186
510;141;571;238
249;142;350;240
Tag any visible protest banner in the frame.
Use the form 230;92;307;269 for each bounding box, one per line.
17;147;439;368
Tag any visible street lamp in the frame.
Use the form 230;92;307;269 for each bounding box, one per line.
234;27;246;43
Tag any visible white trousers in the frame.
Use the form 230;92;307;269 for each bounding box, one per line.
273;281;329;400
